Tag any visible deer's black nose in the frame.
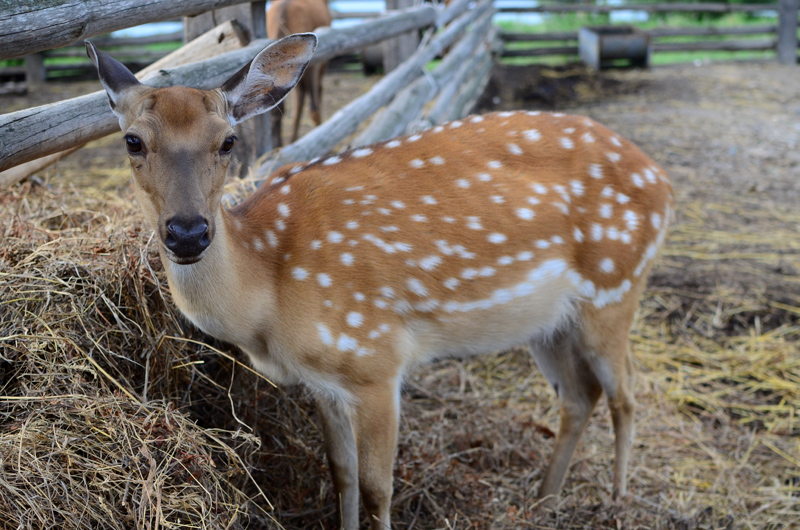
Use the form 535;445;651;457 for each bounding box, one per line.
164;216;210;259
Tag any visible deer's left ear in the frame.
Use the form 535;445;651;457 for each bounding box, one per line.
220;33;317;126
85;41;142;122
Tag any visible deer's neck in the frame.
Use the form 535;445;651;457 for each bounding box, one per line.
161;208;278;349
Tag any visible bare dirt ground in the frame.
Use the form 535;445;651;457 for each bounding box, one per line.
2;61;799;529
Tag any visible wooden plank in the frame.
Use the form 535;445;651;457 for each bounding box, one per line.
383;0;420;72
649;25;778;37
497;3;779;14
0;0;255;60
0;5;437;173
502;46;580;57
777;0;799;64
0;20;250;187
501;31;578;42
353;10;494;146
253;0;492;182
653;39;777;52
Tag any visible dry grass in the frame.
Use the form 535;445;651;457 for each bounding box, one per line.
2;167;798;530
2;62;800;528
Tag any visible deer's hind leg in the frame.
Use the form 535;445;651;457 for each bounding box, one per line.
529;328;604;500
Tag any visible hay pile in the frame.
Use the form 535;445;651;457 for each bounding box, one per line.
2;135;799;528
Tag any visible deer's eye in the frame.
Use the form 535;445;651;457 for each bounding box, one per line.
125;135;143;154
220;136;236;155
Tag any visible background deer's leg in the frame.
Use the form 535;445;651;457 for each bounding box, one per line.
290;80;308;143
316;396;360;530
270;101;285;148
530;330;603;500
308;63;326;127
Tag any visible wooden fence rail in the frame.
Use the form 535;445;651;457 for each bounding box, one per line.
0;5;438;173
499;0;798;64
0;0;257;60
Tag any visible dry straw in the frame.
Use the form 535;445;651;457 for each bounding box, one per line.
2;174;798;529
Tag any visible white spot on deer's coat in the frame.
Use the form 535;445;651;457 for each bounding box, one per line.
380;225;399;232
524;129;541;142
353;148;373;158
461;268;478;280
444;277;460;290
317;273;332;287
560;137;574;149
532;183;548;194
280;185;291;195
442;216;455;223
275;219;286;231
631;173;645;188
253;238;264;251
517;251;533;261
607;152;621;163
601;186;614;198
624;210;640;231
536;240;551;249
600;204;613;219
328;231;344;243
391;200;405;209
266;230;279;248
516;208;535;220
611;137;623;147
354;292;366;302
346;312;364;327
408;134;422;142
553;202;570;215
599;258;615;274
591;223;604;241
386;140;401;148
589;164;604;179
498;256;514;266
421;195;437;205
491;195;505;204
323;156;341;166
470;115;485;123
507;143;523;155
450;120;463;128
488;160;503;169
573;227;584;242
467;216;483;230
337;333;359;352
617;193;631;204
429;156;445;165
410;159;424;168
411;214;428;222
407;278;428;297
570;180;585;196
456;179;471;189
476;172;492;182
551;235;564;245
341;253;354;266
316;323;334;346
419;255;443;271
582;132;595;143
292;267;308;281
488;233;507;244
651;212;662;229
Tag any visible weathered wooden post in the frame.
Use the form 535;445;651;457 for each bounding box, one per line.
383;0;419;72
777;0;799;64
24;52;46;86
184;1;271;175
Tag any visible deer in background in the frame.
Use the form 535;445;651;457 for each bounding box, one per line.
87;34;673;530
267;0;332;147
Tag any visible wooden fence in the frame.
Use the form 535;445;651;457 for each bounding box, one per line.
0;0;498;186
498;1;799;64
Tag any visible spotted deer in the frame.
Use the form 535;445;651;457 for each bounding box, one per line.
87;33;673;530
267;0;332;147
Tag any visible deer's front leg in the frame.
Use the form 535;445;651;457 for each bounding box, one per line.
354;380;401;530
317;396;360;530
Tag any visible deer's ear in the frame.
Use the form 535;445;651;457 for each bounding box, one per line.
220;33;317;126
85;41;142;122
